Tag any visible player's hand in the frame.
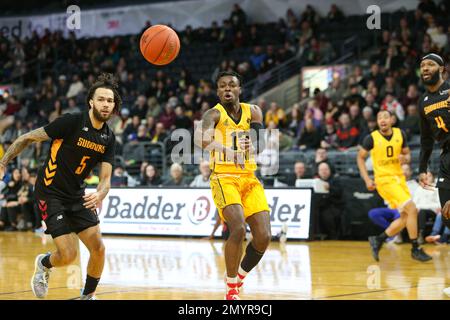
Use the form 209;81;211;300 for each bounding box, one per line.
442;200;450;219
238;136;254;153
365;179;376;191
419;172;435;190
83;192;102;211
224;148;245;169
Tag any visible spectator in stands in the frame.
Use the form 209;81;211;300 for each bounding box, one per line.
264;102;286;127
56;75;69;100
140;163;162;187
174;106;193;130
48;99;62;123
295;35;311;64
301;5;320;26
313;147;334;174
296;118;321;151
320;118;339;150
336;113;360;150
279;161;309;187
66;74;85;98
326;4;344;23
63;97;81;115
425;209;450;245
349;103;365;130
123;115;141;144
286;104;302;137
249;46;267;73
313;162;343;240
15;167;35;231
146;96;162;119
229;3;247;31
159;103;176;130
327;75;346;104
190;160;211;188
413;171;441;244
151;122;168;143
400;84;420;108
136;124;151;142
364;92;380;113
380;75;403;100
401;104;420;138
306;99;324;122
131;95;148;119
0;168;22;231
163;163;189;186
196;82;217;109
381;93;405;121
111;165;128;187
365;64;384;91
382;46;403;72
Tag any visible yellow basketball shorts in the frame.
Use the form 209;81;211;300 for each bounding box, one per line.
375;176;411;210
209;173;270;221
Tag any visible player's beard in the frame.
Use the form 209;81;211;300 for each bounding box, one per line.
92;106;113;122
421;70;440;86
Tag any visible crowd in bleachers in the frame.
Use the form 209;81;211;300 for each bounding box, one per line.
0;1;450;237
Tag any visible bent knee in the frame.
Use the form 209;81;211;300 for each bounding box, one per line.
90;241;106;257
253;231;271;251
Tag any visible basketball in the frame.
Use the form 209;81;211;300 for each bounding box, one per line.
139;24;180;66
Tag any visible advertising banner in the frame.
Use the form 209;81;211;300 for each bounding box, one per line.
97;188;312;239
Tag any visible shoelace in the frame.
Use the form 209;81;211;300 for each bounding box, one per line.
39;270;51;285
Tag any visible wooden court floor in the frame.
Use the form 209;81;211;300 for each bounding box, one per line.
0;232;449;300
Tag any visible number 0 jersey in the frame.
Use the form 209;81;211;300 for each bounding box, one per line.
210;102;257;174
35;112;115;202
361;128;407;181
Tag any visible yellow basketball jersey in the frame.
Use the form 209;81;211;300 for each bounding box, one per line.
210;102;257;174
370;127;404;181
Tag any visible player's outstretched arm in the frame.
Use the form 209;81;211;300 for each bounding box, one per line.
356;147;375;191
0;127;50;178
83;162;112;210
194;108;221;151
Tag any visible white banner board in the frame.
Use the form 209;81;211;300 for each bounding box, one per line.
97;188;312;239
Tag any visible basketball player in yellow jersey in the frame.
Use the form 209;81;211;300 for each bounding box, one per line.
196;71;271;300
357;110;431;262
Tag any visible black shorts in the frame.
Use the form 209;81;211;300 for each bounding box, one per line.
437;149;450;189
35;196;99;238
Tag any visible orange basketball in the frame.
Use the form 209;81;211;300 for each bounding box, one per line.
140;24;180;66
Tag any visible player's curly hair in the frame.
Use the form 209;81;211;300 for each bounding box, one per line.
86;73;122;114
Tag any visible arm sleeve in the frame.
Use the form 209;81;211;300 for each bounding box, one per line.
361;134;374;151
419;102;434;173
43;113;78;140
101;134;116;164
401;130;408;148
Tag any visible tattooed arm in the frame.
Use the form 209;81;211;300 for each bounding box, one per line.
0;127;50;178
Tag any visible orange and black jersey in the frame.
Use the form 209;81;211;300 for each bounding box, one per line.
419;80;450;173
35;112;115;202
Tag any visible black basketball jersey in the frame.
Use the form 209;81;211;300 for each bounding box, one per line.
419;80;450;173
35;112;115;202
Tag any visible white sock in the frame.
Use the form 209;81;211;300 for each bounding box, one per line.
237;266;248;282
226;276;238;292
